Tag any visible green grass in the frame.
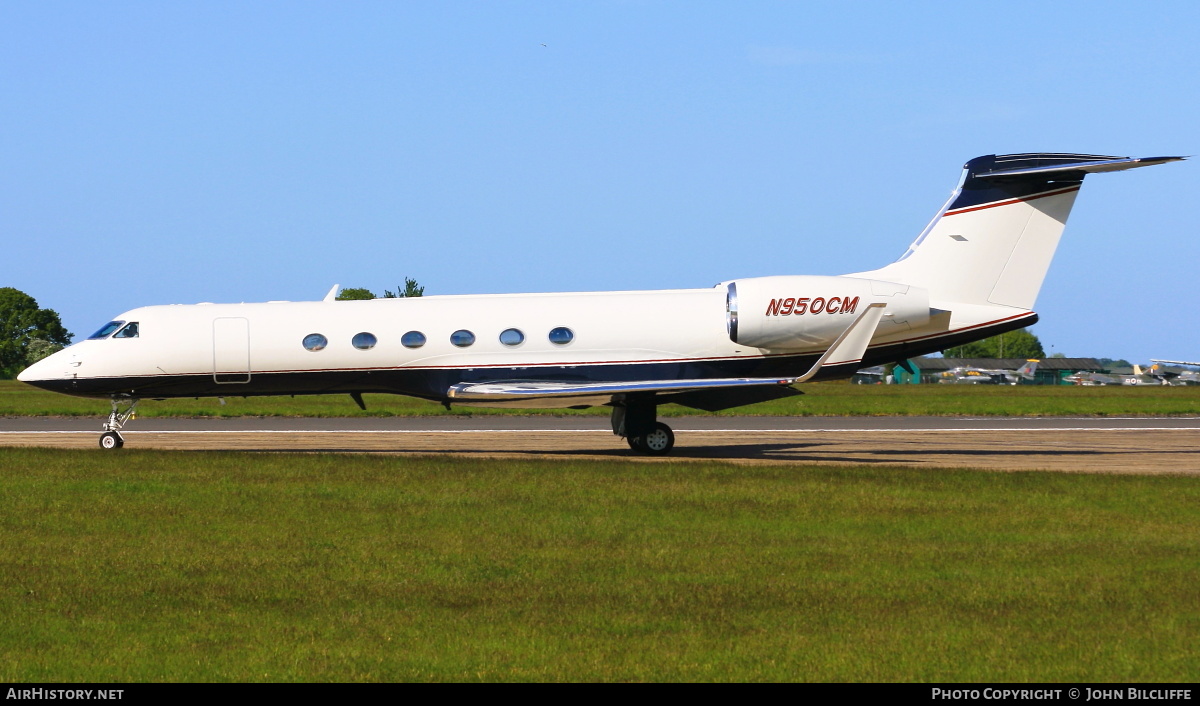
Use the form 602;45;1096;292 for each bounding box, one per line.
2;448;1197;681
4;379;1200;418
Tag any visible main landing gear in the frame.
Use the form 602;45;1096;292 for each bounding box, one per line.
611;393;675;456
99;396;139;449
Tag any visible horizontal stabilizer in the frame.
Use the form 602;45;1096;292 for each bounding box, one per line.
975;154;1185;181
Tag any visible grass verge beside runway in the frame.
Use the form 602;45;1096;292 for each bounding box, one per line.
2;448;1197;682
3;379;1200;418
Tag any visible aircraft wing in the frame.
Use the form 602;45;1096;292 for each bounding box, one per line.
446;376;798;408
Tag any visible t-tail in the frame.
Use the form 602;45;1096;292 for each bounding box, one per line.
854;153;1184;311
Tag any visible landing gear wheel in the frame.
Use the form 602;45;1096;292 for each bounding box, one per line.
641;422;674;455
99;396;138;450
628;422;674;456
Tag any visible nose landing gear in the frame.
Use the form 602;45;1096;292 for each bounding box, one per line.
99;396;139;449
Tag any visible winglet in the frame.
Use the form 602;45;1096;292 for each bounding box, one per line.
791;303;887;384
323;284;340;302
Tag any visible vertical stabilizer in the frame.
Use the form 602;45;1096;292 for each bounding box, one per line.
854;154;1183;309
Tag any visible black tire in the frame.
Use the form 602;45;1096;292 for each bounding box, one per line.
629;422;674;456
99;432;123;450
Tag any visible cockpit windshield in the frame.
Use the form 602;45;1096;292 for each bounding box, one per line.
88;321;125;340
113;322;140;339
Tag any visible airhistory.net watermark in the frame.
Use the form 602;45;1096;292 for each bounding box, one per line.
6;690;123;701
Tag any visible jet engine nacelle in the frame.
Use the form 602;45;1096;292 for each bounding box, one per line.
726;275;930;350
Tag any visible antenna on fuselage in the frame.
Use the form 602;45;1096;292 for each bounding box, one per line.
323;284;340;302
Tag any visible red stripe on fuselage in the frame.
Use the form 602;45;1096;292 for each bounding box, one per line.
943;185;1080;217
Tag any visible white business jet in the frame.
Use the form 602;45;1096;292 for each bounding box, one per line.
19;153;1183;453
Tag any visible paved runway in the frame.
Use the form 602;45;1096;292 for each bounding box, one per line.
4;415;1200;432
2;416;1198;473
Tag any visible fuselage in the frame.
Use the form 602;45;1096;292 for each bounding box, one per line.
18;275;1035;404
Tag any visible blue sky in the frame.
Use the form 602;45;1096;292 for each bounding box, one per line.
3;2;1196;363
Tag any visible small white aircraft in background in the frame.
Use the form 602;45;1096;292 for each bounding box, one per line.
938;360;1039;385
19;153;1184;453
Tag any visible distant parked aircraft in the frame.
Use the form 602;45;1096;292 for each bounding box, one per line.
851;365;888;384
938;360;1039;385
1149;360;1200;386
1065;364;1186;386
1064;371;1125;386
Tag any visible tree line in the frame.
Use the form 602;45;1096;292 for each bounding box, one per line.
942;328;1044;359
0;287;72;378
336;278;425;301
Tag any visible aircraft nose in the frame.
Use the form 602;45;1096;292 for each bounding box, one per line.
16;347;73;384
16;358;44;382
17;355;57;384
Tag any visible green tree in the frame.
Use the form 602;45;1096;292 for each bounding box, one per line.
25;339;62;365
382;277;425;298
0;287;73;378
335;287;376;301
945;328;1045;359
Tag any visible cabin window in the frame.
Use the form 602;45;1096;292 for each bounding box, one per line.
401;331;426;349
548;326;574;345
113;322;140;339
450;330;475;347
499;328;524;346
302;333;328;352
88;321;125;340
352;332;377;350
